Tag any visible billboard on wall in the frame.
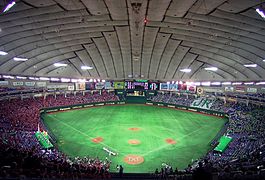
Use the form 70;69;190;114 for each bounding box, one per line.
0;81;8;86
25;82;35;87
247;87;257;93
36;82;46;87
225;86;234;92
114;82;125;89
13;82;24;86
235;86;245;93
169;84;178;91
105;81;114;89
160;83;169;90
95;82;105;89
75;82;86;90
68;85;74;91
187;85;196;93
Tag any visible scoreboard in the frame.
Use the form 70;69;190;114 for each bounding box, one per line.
126;81;159;90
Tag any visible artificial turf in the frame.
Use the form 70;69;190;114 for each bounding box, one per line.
43;104;227;173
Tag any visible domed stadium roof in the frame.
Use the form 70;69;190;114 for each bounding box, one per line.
0;0;265;81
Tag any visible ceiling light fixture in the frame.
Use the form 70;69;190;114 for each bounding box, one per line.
201;82;211;86
81;65;93;70
256;82;265;85
244;82;254;85
61;78;70;82
256;8;265;18
232;82;242;85
39;77;50;81
244;64;257;67
13;57;28;61
54;63;68;67
211;82;221;85
0;51;8;55
204;67;218;71
16;76;27;79
180;68;191;73
222;82;231;85
3;1;16;13
50;78;60;81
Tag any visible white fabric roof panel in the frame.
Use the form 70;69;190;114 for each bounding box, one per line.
0;0;264;81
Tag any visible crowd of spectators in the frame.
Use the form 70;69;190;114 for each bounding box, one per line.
1;90;265;179
151;92;195;106
0;90;119;179
150;93;265;180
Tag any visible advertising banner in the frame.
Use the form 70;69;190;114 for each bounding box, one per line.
105;81;114;89
95;82;105;89
25;82;36;86
36;82;47;87
160;83;169;90
13;82;24;86
247;87;257;93
114;82;125;89
224;86;234;92
169;84;178;91
68;85;75;91
235;86;245;93
75;82;86;90
0;81;8;86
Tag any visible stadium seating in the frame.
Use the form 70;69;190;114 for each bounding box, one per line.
0;91;265;179
0;91;117;179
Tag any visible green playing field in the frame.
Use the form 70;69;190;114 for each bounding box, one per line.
43;104;227;173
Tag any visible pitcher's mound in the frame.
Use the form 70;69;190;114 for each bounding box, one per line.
124;154;144;165
92;137;103;143
128;139;141;145
128;127;141;131
165;138;176;144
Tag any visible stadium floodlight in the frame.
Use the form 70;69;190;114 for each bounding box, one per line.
204;67;218;71
50;78;60;81
29;77;39;80
244;82;254;85
61;78;70;82
256;8;265;19
81;65;93;70
0;51;8;55
39;77;50;81
71;79;78;83
211;82;221;85
222;82;231;85
243;64;257;67
3;1;16;13
78;79;87;82
180;68;191;73
54;63;68;67
201;82;211;86
16;76;27;79
3;75;14;79
232;82;242;85
13;57;28;61
256;82;265;85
